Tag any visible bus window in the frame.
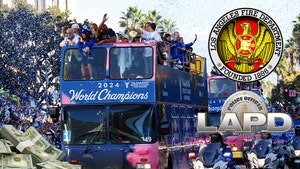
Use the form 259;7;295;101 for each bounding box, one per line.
63;48;106;80
109;47;153;79
209;78;236;98
62;106;107;144
109;104;158;144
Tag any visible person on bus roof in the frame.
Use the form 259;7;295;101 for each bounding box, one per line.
77;27;95;80
171;31;197;70
131;22;162;77
95;13;117;45
59;28;79;48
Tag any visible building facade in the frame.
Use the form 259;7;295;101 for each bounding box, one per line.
0;0;74;12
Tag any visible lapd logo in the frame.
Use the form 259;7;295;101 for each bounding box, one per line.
209;8;283;82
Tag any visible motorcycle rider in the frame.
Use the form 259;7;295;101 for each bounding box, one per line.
288;125;300;168
209;133;239;169
291;125;300;145
247;130;280;169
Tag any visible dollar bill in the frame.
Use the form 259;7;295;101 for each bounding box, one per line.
0;139;14;154
37;160;82;169
0;154;33;167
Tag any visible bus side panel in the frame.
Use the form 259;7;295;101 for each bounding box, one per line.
156;65;207;106
159;105;201;169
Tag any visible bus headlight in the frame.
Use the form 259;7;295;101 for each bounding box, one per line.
136;163;152;169
295;150;300;157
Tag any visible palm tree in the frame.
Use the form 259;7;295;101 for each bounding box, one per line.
292;13;300;67
119;6;144;32
145;10;163;27
161;18;178;33
119;6;178;38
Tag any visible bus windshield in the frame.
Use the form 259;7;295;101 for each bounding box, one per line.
63;48;106;80
109;46;153;79
109;104;157;144
209;78;236;98
62;106;107;145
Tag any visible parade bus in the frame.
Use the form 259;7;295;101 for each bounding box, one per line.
56;43;208;169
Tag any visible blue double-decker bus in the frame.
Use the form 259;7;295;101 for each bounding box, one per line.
58;43;207;169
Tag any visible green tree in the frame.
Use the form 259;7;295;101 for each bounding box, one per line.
119;6;178;37
119;6;144;31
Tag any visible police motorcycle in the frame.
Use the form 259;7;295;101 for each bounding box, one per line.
189;133;239;169
273;140;292;169
247;132;280;169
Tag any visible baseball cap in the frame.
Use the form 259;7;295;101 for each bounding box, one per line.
71;24;79;29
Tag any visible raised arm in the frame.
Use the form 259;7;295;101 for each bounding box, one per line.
96;13;108;37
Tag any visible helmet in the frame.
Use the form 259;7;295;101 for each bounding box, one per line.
261;131;271;139
295;125;300;136
210;132;224;143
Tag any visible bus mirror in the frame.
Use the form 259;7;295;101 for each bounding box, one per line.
160;119;170;135
50;106;60;123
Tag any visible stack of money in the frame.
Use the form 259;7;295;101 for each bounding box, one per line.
23;127;65;163
0;125;66;166
0;125;28;146
0;154;36;169
36;160;82;169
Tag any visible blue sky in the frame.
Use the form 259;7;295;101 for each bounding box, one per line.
72;0;300;83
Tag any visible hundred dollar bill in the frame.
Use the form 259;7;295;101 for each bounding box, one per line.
0;154;33;168
24;127;52;152
0;139;14;154
46;146;65;161
37;160;82;169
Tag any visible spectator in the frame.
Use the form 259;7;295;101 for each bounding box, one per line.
113;33;132;78
157;27;165;39
59;28;79;47
171;31;197;70
132;35;141;43
95;13;117;45
132;22;162;43
77;27;95;80
184;46;196;72
131;22;162;77
89;23;98;41
162;33;173;67
71;23;80;36
60;18;80;38
210;66;221;76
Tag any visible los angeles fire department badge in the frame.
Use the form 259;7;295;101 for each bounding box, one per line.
209;8;283;82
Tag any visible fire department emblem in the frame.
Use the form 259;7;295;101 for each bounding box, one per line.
209;8;283;82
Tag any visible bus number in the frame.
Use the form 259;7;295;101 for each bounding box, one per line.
141;137;152;142
98;82;119;88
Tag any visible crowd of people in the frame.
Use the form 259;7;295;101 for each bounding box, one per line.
0;90;61;145
60;13;199;77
